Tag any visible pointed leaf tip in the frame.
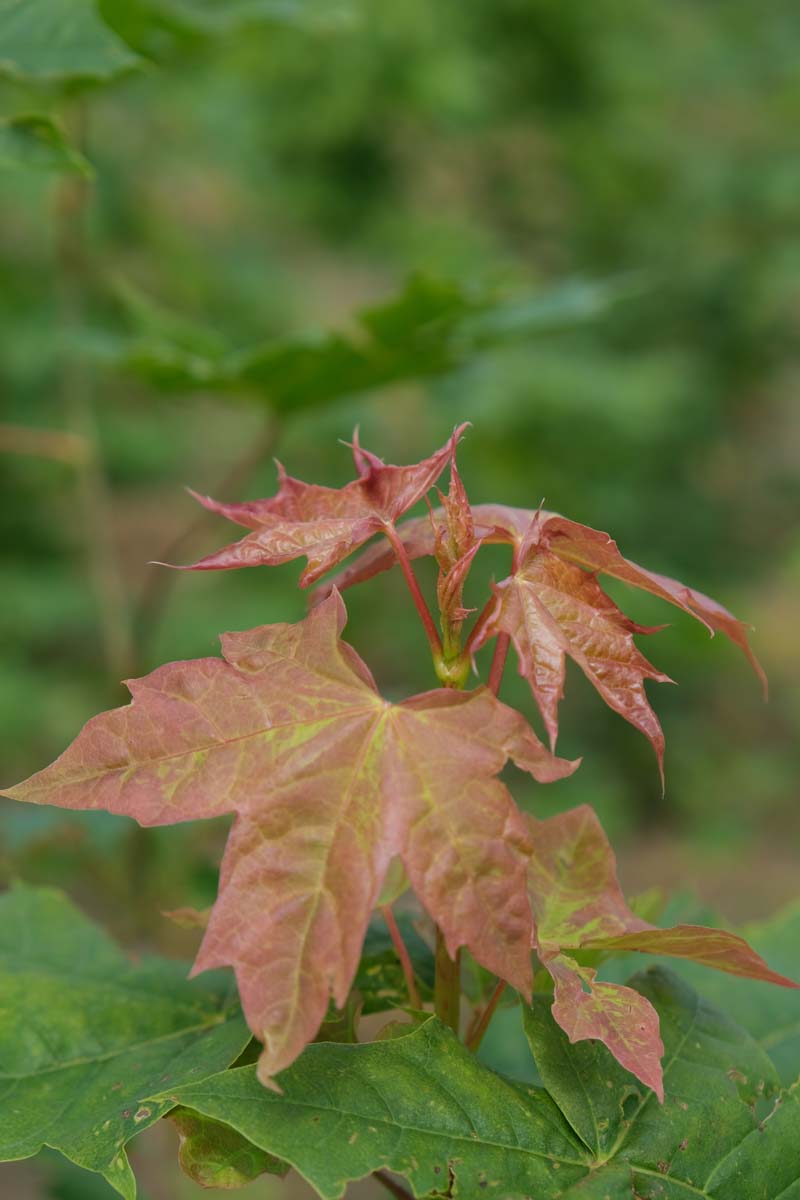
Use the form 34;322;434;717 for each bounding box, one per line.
179;432;464;584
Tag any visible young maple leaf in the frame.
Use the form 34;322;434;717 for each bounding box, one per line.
527;804;798;1100
429;457;481;644
476;510;766;775
317;502;763;776
172;425;468;586
2;592;577;1085
480;512;674;776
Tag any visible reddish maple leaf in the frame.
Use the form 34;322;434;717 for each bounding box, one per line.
171;426;467;586
527;804;798;1099
319;502;763;775
3;593;577;1083
479;513;674;775
428;458;483;656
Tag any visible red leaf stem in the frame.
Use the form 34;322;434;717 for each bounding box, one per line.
380;905;421;1010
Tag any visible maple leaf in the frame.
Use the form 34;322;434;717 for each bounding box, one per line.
481;514;674;775
319;502;763;774
3;592;577;1084
171;426;468;586
527;804;798;1100
432;461;477;614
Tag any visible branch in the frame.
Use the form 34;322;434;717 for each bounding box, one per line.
132;416;281;661
434;929;461;1034
0;423;91;465
55;104;135;685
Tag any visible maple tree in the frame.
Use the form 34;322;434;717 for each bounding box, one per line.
2;429;797;1199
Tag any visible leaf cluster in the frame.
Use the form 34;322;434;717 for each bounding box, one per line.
4;431;791;1108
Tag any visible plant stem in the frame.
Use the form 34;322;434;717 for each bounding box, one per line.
380;905;421;1010
55;104;135;685
373;1170;414;1200
384;523;442;656
466;980;507;1053
434;927;461;1034
0;423;91;465
133;416;281;664
487;632;510;695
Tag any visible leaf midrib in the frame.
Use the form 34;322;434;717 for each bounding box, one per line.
0;1013;232;1080
160;1086;591;1170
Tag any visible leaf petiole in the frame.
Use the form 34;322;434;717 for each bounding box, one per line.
383;523;442;657
463;593;497;656
380;905;421;1010
487;633;510;696
466;980;507;1052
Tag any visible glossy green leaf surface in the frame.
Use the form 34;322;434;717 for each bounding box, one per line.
155;970;800;1200
154;1016;591;1199
0;0;141;83
0;885;251;1199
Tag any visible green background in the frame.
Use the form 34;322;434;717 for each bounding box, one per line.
1;2;798;1195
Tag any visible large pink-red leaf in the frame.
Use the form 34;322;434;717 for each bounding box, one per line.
172;427;467;586
3;592;576;1084
528;805;797;1097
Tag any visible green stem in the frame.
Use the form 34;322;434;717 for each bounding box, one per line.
133;415;281;666
434;927;461;1034
56;103;134;685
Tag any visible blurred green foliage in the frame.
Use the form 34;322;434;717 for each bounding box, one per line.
1;0;798;983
